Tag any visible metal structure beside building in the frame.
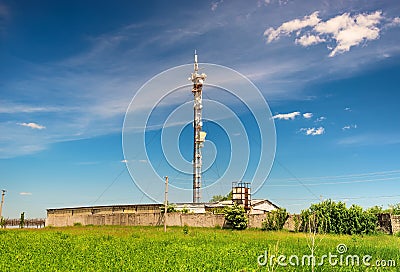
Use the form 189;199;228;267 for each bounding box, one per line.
232;182;251;210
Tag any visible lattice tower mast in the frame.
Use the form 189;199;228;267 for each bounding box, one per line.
190;51;207;203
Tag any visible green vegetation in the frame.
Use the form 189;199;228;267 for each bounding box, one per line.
210;191;233;202
209;206;225;214
364;203;400;215
19;212;25;229
300;200;378;235
388;203;400;215
160;204;177;213
0;226;399;271
224;203;248;230
180;206;189;214
262;208;289;231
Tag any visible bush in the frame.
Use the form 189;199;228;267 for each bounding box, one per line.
0;217;6;228
210;207;225;214
388;203;400;215
183;225;189;235
210;191;233;202
262;208;288;231
19;212;25;229
160;204;176;213
300;200;378;235
224;204;248;230
293;215;300;232
181;207;189;214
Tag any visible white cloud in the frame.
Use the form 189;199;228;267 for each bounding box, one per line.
342;124;357;131
302;112;313;119
326;11;382;57
211;0;223;12
272;111;300;120
0;101;71;114
301;127;325;136
315;116;326;122
264;10;399;57
314;12;354;35
344;107;352;111
264;11;320;43
19;192;32;196
17;122;46;130
296;34;325;46
342;125;351;130
121;159;128;163
387;17;400;27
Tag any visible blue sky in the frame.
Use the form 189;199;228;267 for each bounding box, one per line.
0;0;400;218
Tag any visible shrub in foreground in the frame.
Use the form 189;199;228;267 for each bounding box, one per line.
224;204;248;230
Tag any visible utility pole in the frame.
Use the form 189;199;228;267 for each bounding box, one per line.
164;176;168;232
191;51;207;203
0;190;6;219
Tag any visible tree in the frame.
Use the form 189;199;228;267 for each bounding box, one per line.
388;203;400;215
210;195;225;202
160;204;176;213
0;217;6;228
224;204;248;230
366;205;383;215
300;200;377;235
210;191;232;202
19;212;25;229
262;208;289;231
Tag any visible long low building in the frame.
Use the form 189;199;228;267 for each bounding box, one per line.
46;199;280;228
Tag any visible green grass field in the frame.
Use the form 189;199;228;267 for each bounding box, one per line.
0;226;399;271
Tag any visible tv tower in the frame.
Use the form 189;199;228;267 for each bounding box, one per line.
190;51;207;203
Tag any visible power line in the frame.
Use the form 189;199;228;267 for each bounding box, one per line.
266;171;400;187
269;169;400;182
267;177;400;187
274;159;320;201
93;167;127;204
271;194;400;201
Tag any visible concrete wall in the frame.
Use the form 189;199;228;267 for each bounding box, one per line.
46;213;163;227
46;210;400;233
46;212;267;228
390;215;400;234
373;214;400;234
283;214;300;232
377;213;392;233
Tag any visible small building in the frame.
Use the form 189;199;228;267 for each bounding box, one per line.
205;199;279;214
250;199;280;214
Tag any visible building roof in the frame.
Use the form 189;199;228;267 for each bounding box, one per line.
46;199;280;213
46;203;161;212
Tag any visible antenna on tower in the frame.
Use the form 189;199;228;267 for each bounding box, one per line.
194;50;198;71
190;51;207;203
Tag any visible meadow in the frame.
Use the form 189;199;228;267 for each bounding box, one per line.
0;225;399;271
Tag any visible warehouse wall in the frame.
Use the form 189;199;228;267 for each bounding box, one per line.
46;211;266;228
